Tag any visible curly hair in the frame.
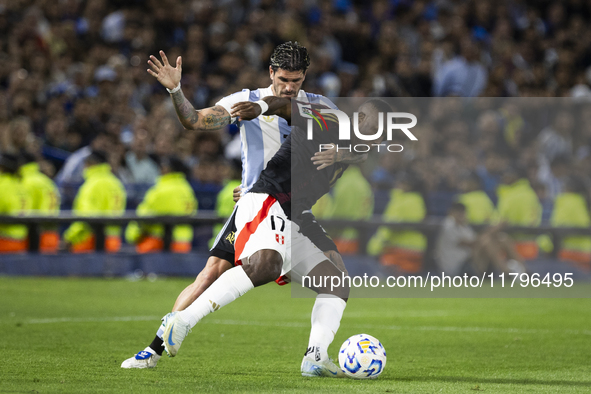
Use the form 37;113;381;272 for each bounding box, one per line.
270;41;310;72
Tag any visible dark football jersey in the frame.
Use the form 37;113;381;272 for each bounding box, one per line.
249;100;348;225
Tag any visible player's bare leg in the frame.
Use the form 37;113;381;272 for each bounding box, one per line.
494;232;526;273
473;232;525;274
472;233;510;273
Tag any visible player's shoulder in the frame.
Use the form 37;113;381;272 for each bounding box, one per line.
218;87;274;104
217;89;250;104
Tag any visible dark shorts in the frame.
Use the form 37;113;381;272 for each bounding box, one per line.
210;208;238;263
297;211;338;253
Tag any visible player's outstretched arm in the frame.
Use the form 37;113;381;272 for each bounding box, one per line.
148;50;231;131
230;97;291;122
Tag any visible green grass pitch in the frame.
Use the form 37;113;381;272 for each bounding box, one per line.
1;276;590;393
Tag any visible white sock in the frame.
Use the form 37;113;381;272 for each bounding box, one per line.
306;294;347;361
178;266;254;328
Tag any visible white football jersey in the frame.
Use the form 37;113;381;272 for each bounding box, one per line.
216;86;336;193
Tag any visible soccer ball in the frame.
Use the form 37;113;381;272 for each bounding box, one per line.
338;334;386;379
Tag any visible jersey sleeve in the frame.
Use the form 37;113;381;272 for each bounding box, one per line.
215;89;252;123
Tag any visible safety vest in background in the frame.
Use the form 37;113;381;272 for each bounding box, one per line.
63;163;126;253
321;166;374;254
19;162;61;252
457;190;496;225
367;188;426;273
208;179;241;249
311;193;333;219
551;192;591;268
126;172;197;253
497;178;542;259
0;173;32;253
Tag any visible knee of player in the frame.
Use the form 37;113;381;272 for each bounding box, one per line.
319;281;350;301
333;287;350;302
340;266;349;278
197;269;215;283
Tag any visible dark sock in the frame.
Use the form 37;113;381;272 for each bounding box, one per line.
149;336;165;356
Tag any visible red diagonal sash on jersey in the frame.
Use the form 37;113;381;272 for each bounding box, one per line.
234;195;277;264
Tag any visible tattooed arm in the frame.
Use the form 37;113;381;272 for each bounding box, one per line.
147;50;230;131
170;90;230;130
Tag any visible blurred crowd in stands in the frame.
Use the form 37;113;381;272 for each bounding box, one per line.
2;0;591;187
0;0;590;267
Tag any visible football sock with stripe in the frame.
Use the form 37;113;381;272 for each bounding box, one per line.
307;294;347;361
178;266;254;328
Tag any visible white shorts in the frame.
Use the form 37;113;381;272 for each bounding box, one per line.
234;193;327;283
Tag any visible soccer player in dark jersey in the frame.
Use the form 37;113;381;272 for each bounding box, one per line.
158;97;390;377
122;42;345;371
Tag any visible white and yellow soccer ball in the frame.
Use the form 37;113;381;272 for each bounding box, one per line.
338;334;386;379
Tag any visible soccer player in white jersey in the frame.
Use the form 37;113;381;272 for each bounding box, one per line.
122;42;346;376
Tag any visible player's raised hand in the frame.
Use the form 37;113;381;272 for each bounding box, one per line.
231;101;262;121
147;50;182;91
311;144;337;170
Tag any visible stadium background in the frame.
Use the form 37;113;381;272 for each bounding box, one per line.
0;0;590;269
1;1;590;393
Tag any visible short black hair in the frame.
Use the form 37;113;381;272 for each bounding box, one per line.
87;150;108;165
396;171;423;192
168;156;190;176
502;166;526;182
19;150;37;165
0;153;19;173
157;155;190;178
270;41;310;72
463;172;482;188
